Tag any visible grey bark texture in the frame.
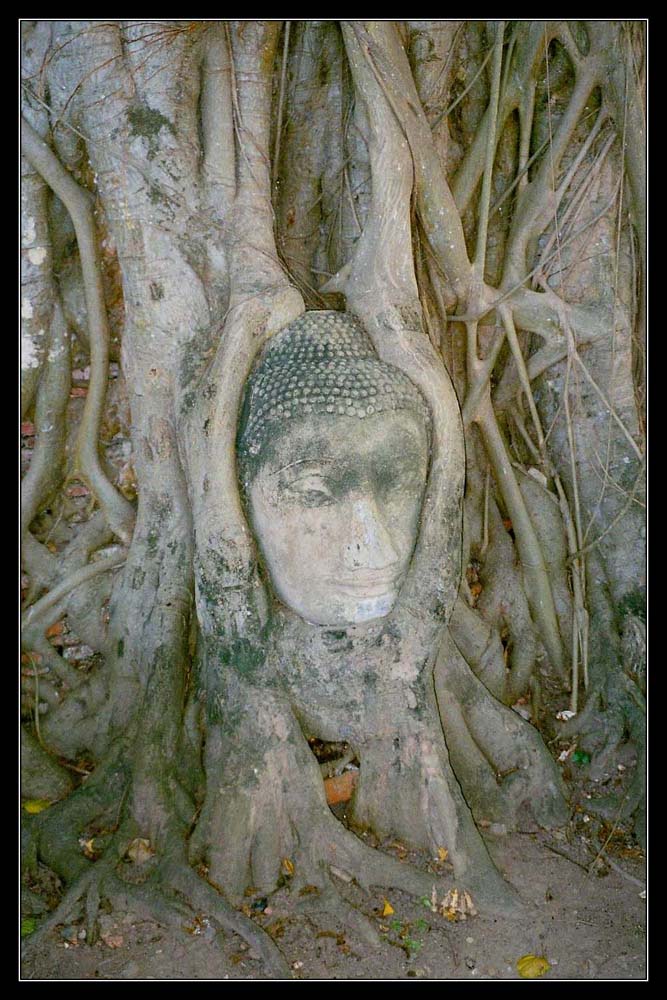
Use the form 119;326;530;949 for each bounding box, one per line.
20;20;645;969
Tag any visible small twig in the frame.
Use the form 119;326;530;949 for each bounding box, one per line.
490;135;550;215
586;791;631;877
542;840;589;872
536;128;614;281
564;335;643;461
569;463;645;562
596;854;645;889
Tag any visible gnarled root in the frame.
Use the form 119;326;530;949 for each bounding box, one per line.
348;705;521;915
435;633;569;832
190;686;522;939
21;741;291;978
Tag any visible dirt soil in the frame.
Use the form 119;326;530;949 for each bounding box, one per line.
21;822;646;982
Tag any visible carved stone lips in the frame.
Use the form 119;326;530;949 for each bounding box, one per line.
333;573;401;597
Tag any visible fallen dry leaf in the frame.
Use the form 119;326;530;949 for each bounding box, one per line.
381;899;395;917
387;840;408;859
281;857;295;876
79;836;98;859
23;799;51;814
439;888;477;922
517;954;550;978
126;837;154;864
437;846;449;862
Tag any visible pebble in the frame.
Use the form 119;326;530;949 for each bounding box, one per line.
63;644;95;661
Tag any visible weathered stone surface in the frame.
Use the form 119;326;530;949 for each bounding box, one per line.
239;311;431;626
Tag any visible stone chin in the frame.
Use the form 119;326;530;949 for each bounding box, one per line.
295;588;399;628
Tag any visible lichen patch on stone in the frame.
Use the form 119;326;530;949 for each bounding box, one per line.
22;330;42;369
27;247;47;266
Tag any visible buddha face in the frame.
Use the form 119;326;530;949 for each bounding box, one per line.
247;410;429;626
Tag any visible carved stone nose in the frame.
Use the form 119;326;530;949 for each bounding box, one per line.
343;498;400;571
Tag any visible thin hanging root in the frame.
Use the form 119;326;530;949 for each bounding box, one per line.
472;21;505;276
499;304;588;706
271;21;290;196
475;398;567;683
21;118;135;546
481;464;491;558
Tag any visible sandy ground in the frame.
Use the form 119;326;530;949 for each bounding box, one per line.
20;824;646;982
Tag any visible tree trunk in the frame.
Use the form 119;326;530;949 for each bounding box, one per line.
21;20;645;972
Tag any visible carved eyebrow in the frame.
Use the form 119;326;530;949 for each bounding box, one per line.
271;458;334;476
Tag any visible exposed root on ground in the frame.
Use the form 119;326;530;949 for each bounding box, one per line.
21;743;291;978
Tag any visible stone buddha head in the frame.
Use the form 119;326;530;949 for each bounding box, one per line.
237;311;431;627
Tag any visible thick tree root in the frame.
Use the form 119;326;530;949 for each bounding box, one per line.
295;871;383;948
191;694;524;930
21;863;104;960
21;853;290;978
22;740;292;977
164;859;290;977
559;668;646;846
435;634;569;832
